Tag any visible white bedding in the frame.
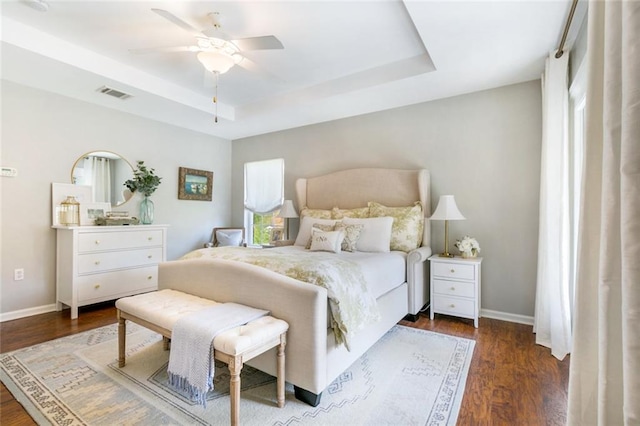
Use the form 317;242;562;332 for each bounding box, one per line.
274;245;407;299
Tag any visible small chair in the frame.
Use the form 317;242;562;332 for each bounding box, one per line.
205;227;246;248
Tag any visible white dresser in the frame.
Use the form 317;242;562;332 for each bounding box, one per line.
429;255;482;328
55;225;168;319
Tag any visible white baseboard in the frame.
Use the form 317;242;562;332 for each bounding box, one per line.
0;304;58;322
1;306;536;325
481;309;534;326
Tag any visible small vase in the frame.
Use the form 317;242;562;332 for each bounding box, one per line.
461;251;477;259
140;196;154;225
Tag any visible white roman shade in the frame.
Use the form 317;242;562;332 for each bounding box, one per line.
244;158;284;214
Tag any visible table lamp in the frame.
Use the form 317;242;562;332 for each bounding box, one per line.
277;200;299;240
429;195;465;257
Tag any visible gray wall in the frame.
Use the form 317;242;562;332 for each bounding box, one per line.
231;80;542;317
1;81;232;315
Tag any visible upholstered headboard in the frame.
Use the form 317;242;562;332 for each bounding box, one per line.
295;168;431;248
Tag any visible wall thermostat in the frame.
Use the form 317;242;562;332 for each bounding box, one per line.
1;167;18;177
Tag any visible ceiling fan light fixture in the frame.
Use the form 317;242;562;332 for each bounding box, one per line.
197;50;236;74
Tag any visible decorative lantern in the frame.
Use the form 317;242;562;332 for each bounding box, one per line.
59;196;80;226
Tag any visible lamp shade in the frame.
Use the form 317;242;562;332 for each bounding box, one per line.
197;51;236;74
277;200;299;218
429;195;465;220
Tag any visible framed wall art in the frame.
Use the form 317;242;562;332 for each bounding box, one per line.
178;167;213;201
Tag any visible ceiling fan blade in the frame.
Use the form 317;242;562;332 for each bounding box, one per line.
231;35;284;51
129;46;196;54
151;8;203;37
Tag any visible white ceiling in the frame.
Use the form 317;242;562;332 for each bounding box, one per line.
1;0;579;140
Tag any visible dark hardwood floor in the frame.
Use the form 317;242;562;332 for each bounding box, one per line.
1;304;569;425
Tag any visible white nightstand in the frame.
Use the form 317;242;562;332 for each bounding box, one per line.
429;255;482;328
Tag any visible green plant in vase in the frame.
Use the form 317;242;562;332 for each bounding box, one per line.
124;161;162;224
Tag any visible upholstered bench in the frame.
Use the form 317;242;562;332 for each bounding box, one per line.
115;289;288;426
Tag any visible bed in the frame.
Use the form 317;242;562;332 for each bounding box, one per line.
157;168;432;406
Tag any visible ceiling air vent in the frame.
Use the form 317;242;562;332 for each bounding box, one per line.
97;86;132;100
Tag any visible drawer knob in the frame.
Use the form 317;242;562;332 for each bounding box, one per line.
95;240;100;245
147;275;153;280
94;261;100;265
450;287;456;291
94;284;101;289
450;269;455;273
449;304;455;308
147;255;153;259
148;237;153;241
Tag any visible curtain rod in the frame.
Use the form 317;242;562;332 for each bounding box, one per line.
555;0;579;58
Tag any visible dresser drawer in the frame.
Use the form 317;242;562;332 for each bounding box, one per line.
433;279;475;298
432;262;475;280
77;266;158;303
433;296;475;317
78;247;163;274
78;230;163;252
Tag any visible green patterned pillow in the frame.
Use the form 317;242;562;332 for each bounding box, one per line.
300;207;332;219
334;222;364;252
368;201;424;252
331;206;370;219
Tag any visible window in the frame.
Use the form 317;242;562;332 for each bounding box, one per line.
243;159;284;246
247;211;285;245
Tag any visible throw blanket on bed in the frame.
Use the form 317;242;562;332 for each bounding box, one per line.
167;303;269;406
181;247;380;350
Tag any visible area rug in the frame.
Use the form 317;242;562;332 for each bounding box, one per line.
1;323;474;425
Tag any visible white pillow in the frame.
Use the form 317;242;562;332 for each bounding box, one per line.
309;229;344;253
342;217;393;252
216;230;244;246
294;216;338;246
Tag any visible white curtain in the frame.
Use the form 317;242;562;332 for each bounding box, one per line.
567;1;640;424
85;156;111;204
244;158;284;214
534;51;573;360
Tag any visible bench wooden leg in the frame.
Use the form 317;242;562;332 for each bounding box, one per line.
277;333;287;408
228;355;243;426
117;311;126;368
162;336;170;350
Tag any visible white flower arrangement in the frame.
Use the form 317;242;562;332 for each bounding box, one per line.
455;236;481;258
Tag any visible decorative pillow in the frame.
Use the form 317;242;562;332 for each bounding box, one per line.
305;223;337;249
300;207;332;219
216;229;244;247
333;222;364;252
294;216;338;247
368;201;424;252
309;229;345;253
342;217;393;252
331;206;370;219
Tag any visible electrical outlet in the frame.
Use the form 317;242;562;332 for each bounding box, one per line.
14;268;24;281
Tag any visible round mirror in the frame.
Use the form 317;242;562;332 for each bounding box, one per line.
71;151;134;207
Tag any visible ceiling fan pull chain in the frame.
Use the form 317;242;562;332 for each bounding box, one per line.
213;71;219;123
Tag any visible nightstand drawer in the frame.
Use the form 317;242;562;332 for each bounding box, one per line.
432;262;474;280
433;296;475;317
433;279;475;298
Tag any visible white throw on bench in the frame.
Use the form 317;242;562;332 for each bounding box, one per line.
115;289;289;426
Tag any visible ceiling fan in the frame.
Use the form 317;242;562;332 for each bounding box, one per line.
131;8;284;75
132;9;284;123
